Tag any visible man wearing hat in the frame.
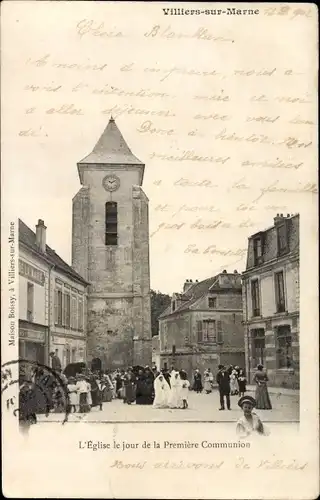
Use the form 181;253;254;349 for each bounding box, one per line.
216;364;231;410
236;395;268;437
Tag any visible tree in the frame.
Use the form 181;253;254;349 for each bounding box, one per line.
150;289;171;337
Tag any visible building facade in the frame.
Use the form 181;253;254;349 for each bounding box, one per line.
72;117;152;370
19;219;89;369
158;272;245;379
242;214;299;389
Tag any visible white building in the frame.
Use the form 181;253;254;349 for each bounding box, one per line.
19;219;89;369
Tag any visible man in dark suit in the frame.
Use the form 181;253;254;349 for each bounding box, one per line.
49;351;62;371
216;364;231;410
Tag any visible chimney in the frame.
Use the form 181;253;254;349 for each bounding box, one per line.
183;279;193;293
222;270;227;274
274;213;283;225
36;219;46;252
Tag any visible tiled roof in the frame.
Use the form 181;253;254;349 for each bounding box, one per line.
78;117;143;165
19;219;89;285
159;274;239;319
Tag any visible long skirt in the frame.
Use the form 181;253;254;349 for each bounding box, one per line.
79;393;91;413
102;387;113;402
91;388;102;408
193;379;203;392
255;384;272;409
203;380;212;393
238;380;246;393
124;383;135;404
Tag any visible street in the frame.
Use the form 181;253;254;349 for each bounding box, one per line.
37;388;299;423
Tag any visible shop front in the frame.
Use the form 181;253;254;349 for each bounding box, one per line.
51;334;87;369
19;320;49;378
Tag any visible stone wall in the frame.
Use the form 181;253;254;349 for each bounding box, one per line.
72;167;152;370
72;187;90;282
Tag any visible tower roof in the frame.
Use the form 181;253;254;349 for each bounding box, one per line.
78;117;143;165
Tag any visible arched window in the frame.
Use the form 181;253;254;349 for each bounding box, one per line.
105;202;118;245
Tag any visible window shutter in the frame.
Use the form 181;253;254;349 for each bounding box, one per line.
78;299;83;330
54;290;58;324
197;321;203;342
63;293;66;326
217;320;223;344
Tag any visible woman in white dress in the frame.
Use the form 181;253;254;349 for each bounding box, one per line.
230;369;239;395
203;369;214;394
168;370;183;409
153;374;170;408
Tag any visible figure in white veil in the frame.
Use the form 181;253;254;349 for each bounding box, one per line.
168;370;183;409
153;373;170;408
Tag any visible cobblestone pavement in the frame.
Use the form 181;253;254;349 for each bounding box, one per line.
37;388;299;423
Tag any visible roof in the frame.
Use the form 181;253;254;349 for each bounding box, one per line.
245;214;299;271
18;219;89;286
78;117;143;165
159;274;241;319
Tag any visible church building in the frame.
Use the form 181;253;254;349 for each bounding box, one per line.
72;117;152;371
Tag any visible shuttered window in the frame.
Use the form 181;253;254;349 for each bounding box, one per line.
196;321;203;342
64;293;71;327
78;299;83;331
251;279;260;316
275;271;286;313
217;320;223;344
56;290;63;325
54;290;58;324
207;321;216;343
71;296;77;329
27;282;34;322
201;321;216;342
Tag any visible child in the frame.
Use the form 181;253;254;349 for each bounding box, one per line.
238;369;247;397
67;377;78;413
76;374;91;413
179;370;190;409
236;395;269;438
230;369;239;395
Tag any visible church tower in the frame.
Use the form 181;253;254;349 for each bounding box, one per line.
72;117;152;370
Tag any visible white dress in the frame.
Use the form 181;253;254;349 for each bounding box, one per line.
67;383;79;406
153;376;170;408
86;382;92;405
236;412;269;437
203;371;213;392
230;371;239;393
180;380;190;400
168;372;183;408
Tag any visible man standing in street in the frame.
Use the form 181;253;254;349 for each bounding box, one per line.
216;364;231;410
49;351;62;371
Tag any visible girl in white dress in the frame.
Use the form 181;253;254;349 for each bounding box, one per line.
168;370;183;409
67;377;78;413
153;374;170;408
230;369;239;395
76;374;91;413
179;370;190;409
236;395;269;438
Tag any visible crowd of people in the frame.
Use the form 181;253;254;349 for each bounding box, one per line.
191;363;272;412
18;356;272;438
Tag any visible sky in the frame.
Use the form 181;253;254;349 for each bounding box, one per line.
2;2;316;295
